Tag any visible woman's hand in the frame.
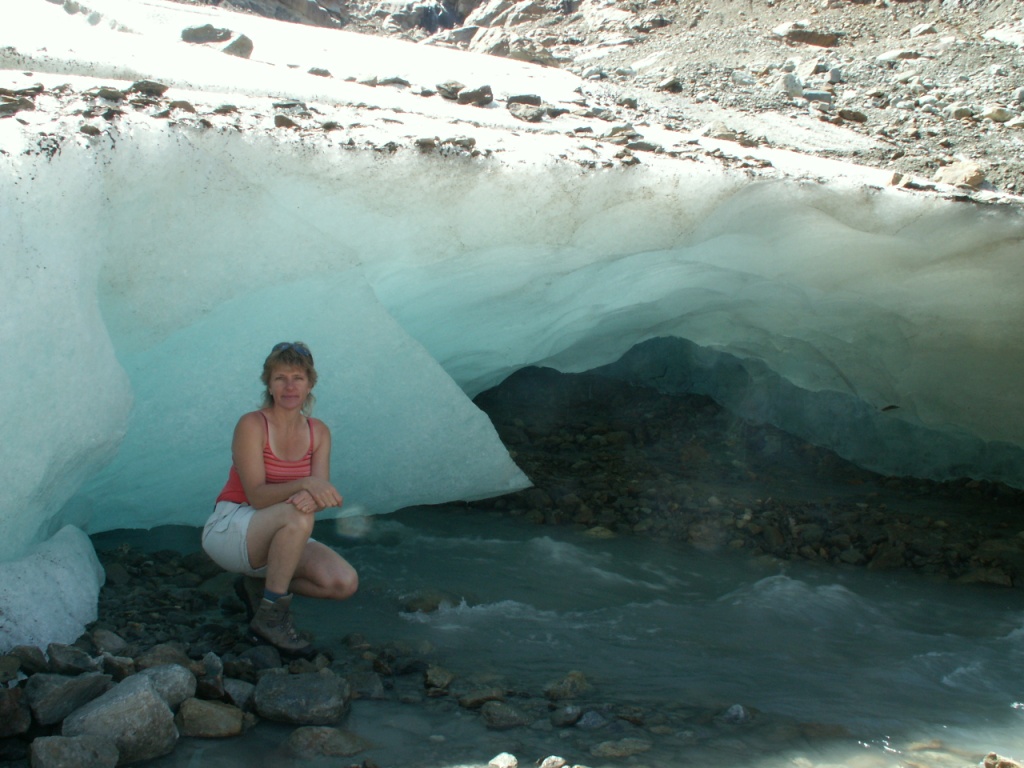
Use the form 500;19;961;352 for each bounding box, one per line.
297;478;343;511
287;490;318;515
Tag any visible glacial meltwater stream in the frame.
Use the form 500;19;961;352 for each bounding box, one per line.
111;503;1024;768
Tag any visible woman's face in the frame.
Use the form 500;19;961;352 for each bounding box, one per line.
267;365;312;411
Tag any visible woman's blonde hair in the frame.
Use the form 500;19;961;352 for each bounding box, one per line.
260;341;318;415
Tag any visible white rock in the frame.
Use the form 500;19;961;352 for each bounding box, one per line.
489;752;518;768
982;104;1017;123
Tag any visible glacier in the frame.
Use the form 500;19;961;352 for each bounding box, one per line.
2;0;1024;650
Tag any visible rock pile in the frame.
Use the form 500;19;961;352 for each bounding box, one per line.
0;542;718;767
473;366;1024;587
163;0;1024;194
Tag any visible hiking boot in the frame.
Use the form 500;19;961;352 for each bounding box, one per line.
249;594;314;658
234;575;264;621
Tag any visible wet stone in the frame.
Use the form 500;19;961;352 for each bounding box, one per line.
480;700;531;730
223;677;256;710
30;734;119;768
135;663;198;708
590;737;653;758
25;672;113;726
0;655;20;684
175;697;245;738
549;704;582;727
254;669;351;725
62;676;178;765
286;725;374;757
458;686;505;709
0;687;32;737
47;643;101;674
10;645;48;674
544;670;591;700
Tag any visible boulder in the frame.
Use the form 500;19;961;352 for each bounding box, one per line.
47;643;101;675
175;697;245;738
772;21;839;47
25;672;112;726
254;669;351;725
62;676;178;764
480;700;531;729
0;687;32;737
180;24;232;44
30;735;118;768
134;663;198;708
933;161;986;189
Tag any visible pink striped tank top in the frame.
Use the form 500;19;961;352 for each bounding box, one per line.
216;412;314;504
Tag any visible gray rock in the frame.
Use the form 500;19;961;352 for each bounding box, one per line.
803;90;833;104
181;24;232;44
0;654;19;685
576;709;609;729
100;653;136;681
543;670;591;700
286;725;374;757
458;686;505;709
10;645;48;674
509;102;546;122
30;735;118;768
223;677;256;710
943;102;976;119
0;687;31;737
90;629;127;656
772;21;839;47
507;93;543;106
775;73;803;98
876;49;922;63
25;672;113;726
134;644;193;671
481;700;531;729
590;737;652;758
254;669;351;725
175;697;245;738
47;643;101;674
239;644;282;670
436;80;465;100
549;704;581;727
62;676;178;764
983;105;1016;123
128;80;169;97
222;34;254;59
133;663;197;708
838;108;867;123
457;84;494;106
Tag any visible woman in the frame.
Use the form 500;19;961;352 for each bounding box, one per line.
202;341;358;657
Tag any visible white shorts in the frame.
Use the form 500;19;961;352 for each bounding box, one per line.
201;501;267;577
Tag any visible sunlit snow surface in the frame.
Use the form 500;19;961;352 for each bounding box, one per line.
2;0;1024;647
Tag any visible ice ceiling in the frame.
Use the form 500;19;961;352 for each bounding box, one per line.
2;0;1023;648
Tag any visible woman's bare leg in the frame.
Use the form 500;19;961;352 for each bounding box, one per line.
289;541;358;600
245;505;358;600
245;503;314;594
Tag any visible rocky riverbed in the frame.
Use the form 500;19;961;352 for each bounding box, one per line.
3;368;1024;767
474;367;1024;586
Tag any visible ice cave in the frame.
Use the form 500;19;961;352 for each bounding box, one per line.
2;0;1024;655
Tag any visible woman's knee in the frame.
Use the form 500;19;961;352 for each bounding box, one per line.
279;507;315;538
332;567;358;600
320;561;358;600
